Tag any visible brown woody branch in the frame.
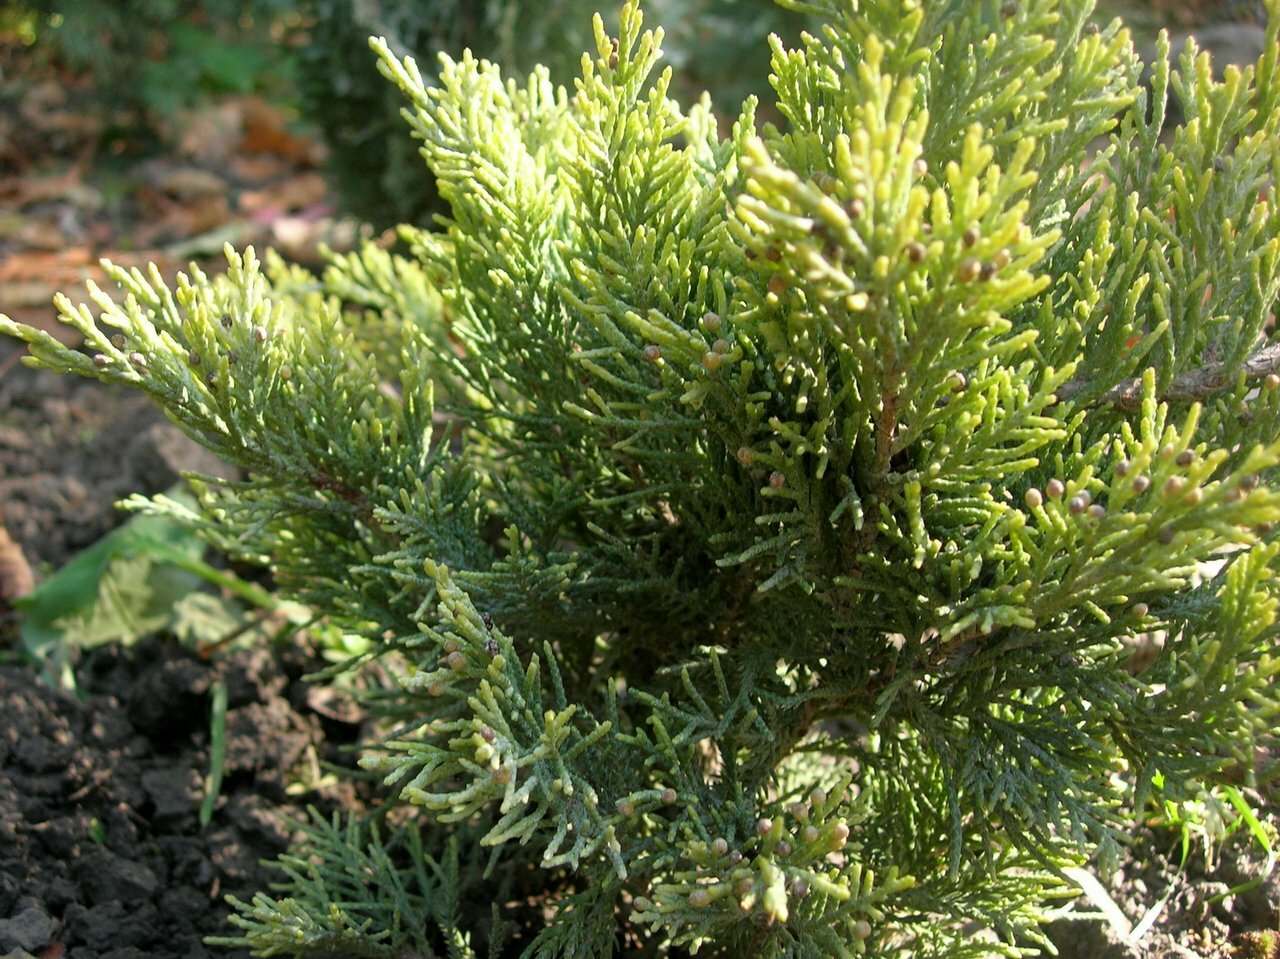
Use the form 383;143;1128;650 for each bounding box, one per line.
1056;341;1280;411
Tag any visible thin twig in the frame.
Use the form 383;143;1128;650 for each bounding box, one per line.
1057;341;1280;411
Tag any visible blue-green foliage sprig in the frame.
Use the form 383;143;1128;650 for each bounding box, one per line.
363;559;626;876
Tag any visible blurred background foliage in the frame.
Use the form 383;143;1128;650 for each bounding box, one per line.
1;0;812;227
3;0;303;131
0;0;1268;226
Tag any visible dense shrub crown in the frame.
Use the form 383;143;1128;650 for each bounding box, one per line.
5;0;1280;955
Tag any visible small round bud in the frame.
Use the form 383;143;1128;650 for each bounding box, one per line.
480;725;496;743
712;338;730;355
756;818;773;836
187;349;201;366
226;349;238;365
769;471;786;489
790;876;810;898
803;824;820;842
702;311;722;332
443;637;461;654
1087;504;1106;520
1132;602;1149;618
427;680;447;697
736;877;754;895
205;371;218;388
1084;21;1100;35
129;352;147;367
1115;460;1130;478
810;788;827;808
1213;156;1226;172
1132;475;1151;494
914;158;928;177
1068;495;1087;515
1183;487;1203;506
712;837;729;856
110;334;126;349
962;225;980;247
906;241;927;263
1158;525;1175;545
1266;373;1280;390
775;840;792;857
1175;449;1194;467
220;313;233;329
992;247;1012;269
632;896;652;912
493;764;511;784
736;446;754;465
957;258;981;282
1046;478;1065;498
608;51;619;68
1160;444;1176;461
701;351;723;372
1001;0;1017;17
728;850;743;864
485;637;501;656
1024;488;1042;509
765;246;782;262
617;799;635;817
643;344;661;362
950;371;968;392
847;198;865;219
447;651;467;672
689;889;711;908
790;802;809;821
661;788;677;805
253;325;267;342
93;353;109;368
1241;474;1261;491
1163;476;1186;497
481;611;494;629
979;261;998;281
832;822;850;845
767;274;788;296
279;365;292;381
853;919;873;940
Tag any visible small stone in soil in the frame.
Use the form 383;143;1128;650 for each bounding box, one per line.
0;905;55;953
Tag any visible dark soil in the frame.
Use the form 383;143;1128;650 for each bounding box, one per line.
0;637;360;959
1049;826;1280;959
0;346;367;959
0;340;228;575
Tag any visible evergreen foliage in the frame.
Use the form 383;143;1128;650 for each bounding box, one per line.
5;0;1280;954
297;0;812;227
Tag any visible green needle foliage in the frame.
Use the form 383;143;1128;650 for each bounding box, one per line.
5;0;1280;955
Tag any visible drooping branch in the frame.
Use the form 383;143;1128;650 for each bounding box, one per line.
1057;341;1280;411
